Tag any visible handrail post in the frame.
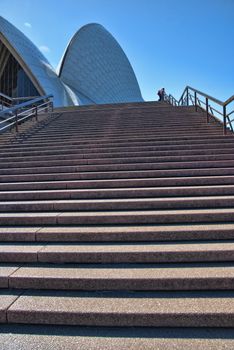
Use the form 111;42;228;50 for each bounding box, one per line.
194;91;197;112
206;98;209;123
186;87;189;106
223;105;227;135
35;106;38;121
15;110;18;132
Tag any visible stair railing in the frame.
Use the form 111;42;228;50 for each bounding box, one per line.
0;94;53;133
166;86;234;135
0;92;13;110
164;93;179;106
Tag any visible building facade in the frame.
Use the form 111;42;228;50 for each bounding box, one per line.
0;16;143;107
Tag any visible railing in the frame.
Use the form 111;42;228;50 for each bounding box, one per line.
0;94;53;134
0;92;13;110
0;93;43;110
165;86;234;135
164;93;179;106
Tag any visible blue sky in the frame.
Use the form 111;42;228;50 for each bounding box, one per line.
1;0;233;102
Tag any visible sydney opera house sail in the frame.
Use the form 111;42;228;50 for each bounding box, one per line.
58;23;143;105
0;16;143;107
0;43;40;98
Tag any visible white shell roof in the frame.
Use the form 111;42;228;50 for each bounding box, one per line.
0;16;69;107
58;23;143;104
0;18;143;106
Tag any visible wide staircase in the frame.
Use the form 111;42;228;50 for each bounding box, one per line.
1;102;234;348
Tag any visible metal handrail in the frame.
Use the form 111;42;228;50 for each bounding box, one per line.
0;92;13;101
165;86;234;135
0;94;53;134
0;92;13;110
164;93;179;106
0;93;47;110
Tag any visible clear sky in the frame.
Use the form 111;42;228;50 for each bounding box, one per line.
1;0;233;102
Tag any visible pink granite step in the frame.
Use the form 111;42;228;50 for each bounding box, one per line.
7;290;234;327
9;264;234;291
1;223;234;242
0;241;234;263
36;241;234;264
0;208;234;226
4;134;232;150
0;325;232;350
1;175;234;191
2;153;234;170
2;139;234;157
2;144;234;163
2;159;234;176
35;223;234;242
3;147;234;164
2;184;234;201
3;167;234;183
1;195;234;211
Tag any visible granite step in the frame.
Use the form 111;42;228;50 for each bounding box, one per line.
5;133;226;147
2;147;234;162
6;290;234;327
2;167;234;183
3;134;232;149
1;223;234;242
2;159;234;176
0;325;233;350
1;175;234;191
2;139;234;156
2;153;234;169
0;208;234;226
2;142;234;158
2;136;234;152
1;195;234;211
20;130;222;141
8;263;234;291
29;129;217;138
25;124;219;134
1;185;234;201
1;241;234;263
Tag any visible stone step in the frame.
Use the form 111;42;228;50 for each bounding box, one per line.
1;223;234;242
2;139;234;156
1;208;234;226
2;142;234;158
32;116;210;123
5;132;225;147
29;128;217;138
2;135;234;152
2;153;234;169
1;175;234;191
2;159;234;176
1;195;234;211
1;241;234;263
4;153;234;170
3;134;232;149
19;130;222;141
7;263;234;291
0;325;233;350
2;146;234;163
2;167;234;183
2;184;234;201
6;290;234;327
25;123;218;132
